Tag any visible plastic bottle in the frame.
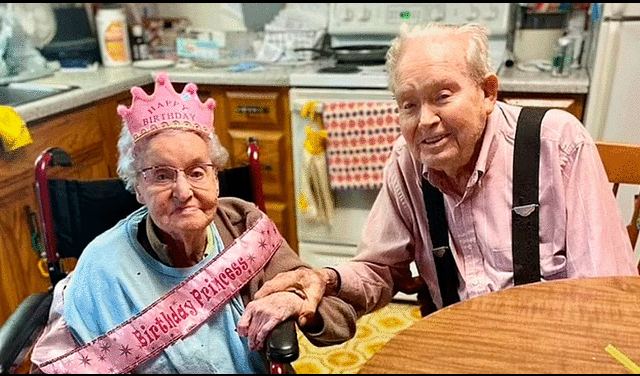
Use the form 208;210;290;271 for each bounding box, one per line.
130;24;149;61
95;4;131;66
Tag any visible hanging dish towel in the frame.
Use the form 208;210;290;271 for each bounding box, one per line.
0;106;32;151
323;101;400;190
298;101;335;224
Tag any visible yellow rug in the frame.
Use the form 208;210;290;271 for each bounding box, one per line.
292;302;422;374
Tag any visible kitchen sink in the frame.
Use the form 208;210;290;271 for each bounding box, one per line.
0;82;78;107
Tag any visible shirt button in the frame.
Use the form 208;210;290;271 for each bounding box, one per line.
472;280;479;286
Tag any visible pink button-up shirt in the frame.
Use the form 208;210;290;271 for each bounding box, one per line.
335;101;638;316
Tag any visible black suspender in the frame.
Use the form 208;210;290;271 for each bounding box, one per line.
421;106;549;310
512;107;548;285
422;181;460;307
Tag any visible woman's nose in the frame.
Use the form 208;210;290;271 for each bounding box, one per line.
171;172;193;201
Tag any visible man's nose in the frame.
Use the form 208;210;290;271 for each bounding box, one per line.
419;104;440;127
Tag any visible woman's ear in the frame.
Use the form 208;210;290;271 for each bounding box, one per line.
134;183;145;205
481;73;499;114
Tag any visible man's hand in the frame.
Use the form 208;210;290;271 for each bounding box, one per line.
237;291;305;351
253;268;337;327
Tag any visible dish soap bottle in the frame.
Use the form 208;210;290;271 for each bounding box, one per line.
95;3;131;66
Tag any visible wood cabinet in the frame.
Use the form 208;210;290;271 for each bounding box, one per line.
498;91;587;121
0;94;128;326
206;85;298;254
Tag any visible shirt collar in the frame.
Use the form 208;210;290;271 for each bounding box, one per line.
422;103;504;197
145;215;214;266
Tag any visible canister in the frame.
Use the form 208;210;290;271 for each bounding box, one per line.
95;5;131;66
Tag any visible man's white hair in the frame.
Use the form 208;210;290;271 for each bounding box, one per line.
385;23;493;93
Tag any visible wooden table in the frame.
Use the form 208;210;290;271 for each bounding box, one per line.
359;276;640;374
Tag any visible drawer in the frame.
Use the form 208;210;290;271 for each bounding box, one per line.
498;92;586;121
229;130;286;199
226;91;280;128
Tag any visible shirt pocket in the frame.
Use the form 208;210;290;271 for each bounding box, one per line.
488;242;565;280
488;247;513;273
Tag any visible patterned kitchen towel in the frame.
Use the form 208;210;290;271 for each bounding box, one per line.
0;106;32;151
323;101;400;190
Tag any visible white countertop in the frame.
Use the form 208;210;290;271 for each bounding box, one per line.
16;63;301;123
497;64;590;94
14;61;590;124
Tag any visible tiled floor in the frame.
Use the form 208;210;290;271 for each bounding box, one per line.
292;302;422;374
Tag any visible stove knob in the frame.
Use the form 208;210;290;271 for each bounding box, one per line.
483;5;499;21
465;5;479;21
430;7;445;22
342;7;354;22
359;8;371;22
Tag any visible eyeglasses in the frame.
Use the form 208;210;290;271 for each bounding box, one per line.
140;163;216;188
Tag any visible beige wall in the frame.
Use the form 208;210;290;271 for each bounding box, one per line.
156;3;247;31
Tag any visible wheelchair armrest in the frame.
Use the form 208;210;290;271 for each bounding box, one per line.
0;291;53;373
265;318;299;364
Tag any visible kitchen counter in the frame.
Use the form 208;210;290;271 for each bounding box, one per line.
497;64;589;94
14;63;299;123
14;60;589;124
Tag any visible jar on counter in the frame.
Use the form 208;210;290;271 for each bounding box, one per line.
552;36;575;77
95;4;131;66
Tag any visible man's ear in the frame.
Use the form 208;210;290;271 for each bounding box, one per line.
481;73;499;114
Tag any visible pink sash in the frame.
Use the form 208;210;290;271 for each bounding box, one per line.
39;213;281;374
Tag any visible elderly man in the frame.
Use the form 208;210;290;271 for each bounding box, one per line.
238;22;638;332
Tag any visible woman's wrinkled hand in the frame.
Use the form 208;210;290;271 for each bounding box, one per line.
237;291;305;351
252;268;332;327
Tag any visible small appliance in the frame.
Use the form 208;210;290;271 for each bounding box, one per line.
39;5;101;68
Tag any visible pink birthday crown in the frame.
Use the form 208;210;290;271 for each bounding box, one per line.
117;71;216;142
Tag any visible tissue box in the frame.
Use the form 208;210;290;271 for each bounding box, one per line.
176;38;222;60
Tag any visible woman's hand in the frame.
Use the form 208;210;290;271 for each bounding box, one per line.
253;268;338;326
237;291;307;351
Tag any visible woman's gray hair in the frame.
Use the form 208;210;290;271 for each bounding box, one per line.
116;121;229;192
386;22;492;93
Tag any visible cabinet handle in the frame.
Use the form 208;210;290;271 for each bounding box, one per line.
236;106;269;115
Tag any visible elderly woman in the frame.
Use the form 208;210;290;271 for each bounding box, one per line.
29;72;356;374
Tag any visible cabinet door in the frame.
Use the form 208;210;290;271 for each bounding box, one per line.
229;130;286;199
0;187;50;326
0;104;113;326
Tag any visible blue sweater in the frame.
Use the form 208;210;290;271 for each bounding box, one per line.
63;206;265;373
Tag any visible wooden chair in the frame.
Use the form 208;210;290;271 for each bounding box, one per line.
595;141;640;260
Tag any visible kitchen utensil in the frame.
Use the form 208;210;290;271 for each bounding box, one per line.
295;45;389;65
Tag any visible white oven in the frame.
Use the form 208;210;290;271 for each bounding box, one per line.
289;3;512;299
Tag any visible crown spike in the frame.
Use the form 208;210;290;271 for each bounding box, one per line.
117;71;215;142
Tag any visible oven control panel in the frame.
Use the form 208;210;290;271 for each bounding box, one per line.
328;3;511;36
